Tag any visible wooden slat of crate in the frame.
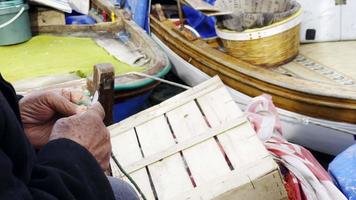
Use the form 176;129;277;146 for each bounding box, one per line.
196;86;244;124
196;86;271;168
110;129;155;199
171;157;286;200
134;116;193;199
109;77;225;135
165;101;231;185
119;118;247;175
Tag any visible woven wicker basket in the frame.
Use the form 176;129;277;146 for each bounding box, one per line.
216;9;302;68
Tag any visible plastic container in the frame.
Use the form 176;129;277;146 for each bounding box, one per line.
329;144;356;200
113;90;152;122
0;1;31;45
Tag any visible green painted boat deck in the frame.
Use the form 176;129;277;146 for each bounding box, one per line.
0;35;145;82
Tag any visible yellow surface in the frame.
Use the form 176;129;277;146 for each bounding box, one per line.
0;35;144;82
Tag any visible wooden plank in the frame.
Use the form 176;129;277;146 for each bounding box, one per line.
109;76;224;135
16;78;86;96
220;134;271;169
32;21;124;34
170;157;286;200
196;86;243;127
213;170;287;200
166;101;231;185
110;129;155;200
111;129;142;168
151;4;167;22
123;117;247;174
196;86;270;168
93;64;115;126
135;116;193;199
30;8;65;27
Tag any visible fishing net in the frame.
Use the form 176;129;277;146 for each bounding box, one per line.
215;0;301;31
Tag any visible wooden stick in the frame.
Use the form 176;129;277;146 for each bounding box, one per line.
93;63;115;126
177;0;184;31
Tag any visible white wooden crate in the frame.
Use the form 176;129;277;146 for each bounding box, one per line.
109;77;287;200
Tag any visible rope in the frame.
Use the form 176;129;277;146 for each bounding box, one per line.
128;71;191;90
111;153;148;200
0;6;25;29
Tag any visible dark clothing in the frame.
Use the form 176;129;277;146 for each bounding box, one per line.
107;177;139;200
0;74;115;200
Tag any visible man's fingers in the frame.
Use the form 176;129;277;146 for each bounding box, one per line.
25;122;55;148
86;102;105;120
46;93;80;117
60;89;86;104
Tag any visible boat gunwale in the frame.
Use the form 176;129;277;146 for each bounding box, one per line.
150;16;356;100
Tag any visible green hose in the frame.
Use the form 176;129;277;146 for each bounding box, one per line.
111;153;148;200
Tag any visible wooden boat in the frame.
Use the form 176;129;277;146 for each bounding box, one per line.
2;0;170;101
149;6;356;155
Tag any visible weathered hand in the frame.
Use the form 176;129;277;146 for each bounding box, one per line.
20;89;87;148
50;103;111;170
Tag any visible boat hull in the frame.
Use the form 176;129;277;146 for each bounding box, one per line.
151;34;356;155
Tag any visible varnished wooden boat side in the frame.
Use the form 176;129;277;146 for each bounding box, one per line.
150;16;356;123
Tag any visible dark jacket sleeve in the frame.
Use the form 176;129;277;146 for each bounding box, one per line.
0;75;115;200
0;148;33;199
29;139;115;200
0;139;115;200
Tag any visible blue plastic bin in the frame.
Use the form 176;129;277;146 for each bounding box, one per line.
329;144;356;199
113;90;152;122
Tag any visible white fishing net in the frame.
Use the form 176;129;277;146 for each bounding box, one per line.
215;0;301;31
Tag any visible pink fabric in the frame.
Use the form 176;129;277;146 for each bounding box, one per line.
245;94;347;200
245;94;282;135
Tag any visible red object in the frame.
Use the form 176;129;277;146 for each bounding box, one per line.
102;11;107;22
284;171;303;200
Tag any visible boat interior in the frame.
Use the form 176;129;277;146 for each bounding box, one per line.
1;0;169;93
